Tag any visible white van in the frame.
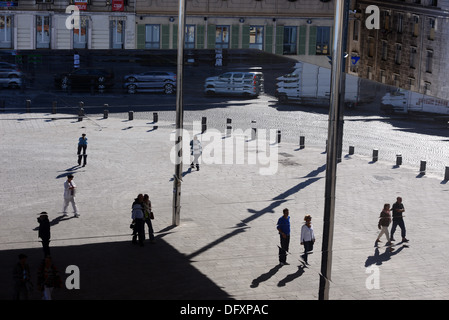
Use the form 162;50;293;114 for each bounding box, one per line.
204;71;264;97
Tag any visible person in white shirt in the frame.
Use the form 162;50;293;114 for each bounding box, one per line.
300;214;315;264
63;174;79;217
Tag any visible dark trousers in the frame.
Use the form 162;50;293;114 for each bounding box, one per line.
390;219;406;239
41;238;50;257
302;241;314;263
279;235;290;263
144;218;155;241
132;218;145;245
77;145;87;166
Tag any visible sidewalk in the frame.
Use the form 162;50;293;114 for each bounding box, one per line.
1;111;449;300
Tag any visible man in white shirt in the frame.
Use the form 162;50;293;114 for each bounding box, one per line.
63;174;79;217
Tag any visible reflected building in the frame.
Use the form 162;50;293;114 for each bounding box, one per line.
348;0;449;100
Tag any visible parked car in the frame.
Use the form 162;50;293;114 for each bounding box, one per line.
204;71;264;97
123;71;176;94
0;68;22;79
54;68;114;92
0;72;21;89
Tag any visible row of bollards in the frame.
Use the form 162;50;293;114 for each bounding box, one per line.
349;145;449;180
10;100;449;181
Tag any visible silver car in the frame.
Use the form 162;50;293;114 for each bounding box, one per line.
0;68;22;89
123;71;176;94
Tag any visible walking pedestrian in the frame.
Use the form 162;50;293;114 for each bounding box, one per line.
190;135;202;171
143;194;155;243
37;256;62;300
12;254;33;300
77;133;87;167
131;194;145;246
300;214;315;264
376;204;394;252
63;174;79;217
390;197;408;242
37;212;51;257
277;208;290;265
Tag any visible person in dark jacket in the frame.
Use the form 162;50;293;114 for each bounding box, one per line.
37;212;51;257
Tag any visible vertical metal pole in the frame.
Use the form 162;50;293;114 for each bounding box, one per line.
172;0;186;226
318;0;348;300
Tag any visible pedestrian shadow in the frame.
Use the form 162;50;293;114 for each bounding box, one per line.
277;264;306;287
168;167;194;182
32;214;75;231
365;245;407;267
250;264;282;288
56;166;83;179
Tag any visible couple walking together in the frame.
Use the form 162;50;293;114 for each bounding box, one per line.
376;196;409;251
277;208;315;265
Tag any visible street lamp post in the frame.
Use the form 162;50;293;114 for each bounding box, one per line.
318;0;349;300
172;0;187;226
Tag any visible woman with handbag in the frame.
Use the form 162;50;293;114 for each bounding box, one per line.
143;194;155;243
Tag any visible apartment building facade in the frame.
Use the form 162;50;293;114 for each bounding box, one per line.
349;0;449;100
0;0;336;66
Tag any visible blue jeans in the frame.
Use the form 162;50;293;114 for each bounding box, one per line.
390;219;406;239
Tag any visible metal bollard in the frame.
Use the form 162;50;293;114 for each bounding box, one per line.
26;99;31;113
251;127;257;140
52;101;57;114
396;154;402;166
103;109;109;119
202;116;207;133
128;111;134;121
444;167;449;181
277;130;281;143
372;149;378;162
226;118;232;136
349;146;354;155
153;112;158;123
419;160;426;175
300;136;305;149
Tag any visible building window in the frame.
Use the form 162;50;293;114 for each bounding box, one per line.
36;15;51;49
353;20;359;41
381;41;388;61
428;18;436;40
316;26;330;55
380;70;386;83
368;37;374;58
393;74;400;87
283;26;297;54
424;82;431;95
185;25;195;49
249;26;264;50
397;13;403;34
408;77;415;91
110;20;125;49
0;15;13;49
383;11;391;31
145;24;160;49
410;47;417;69
426;50;433;73
73;18;88;49
412;16;419;37
215;25;229;49
395;43;402;65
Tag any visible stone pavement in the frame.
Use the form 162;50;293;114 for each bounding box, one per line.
1;111;449;301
